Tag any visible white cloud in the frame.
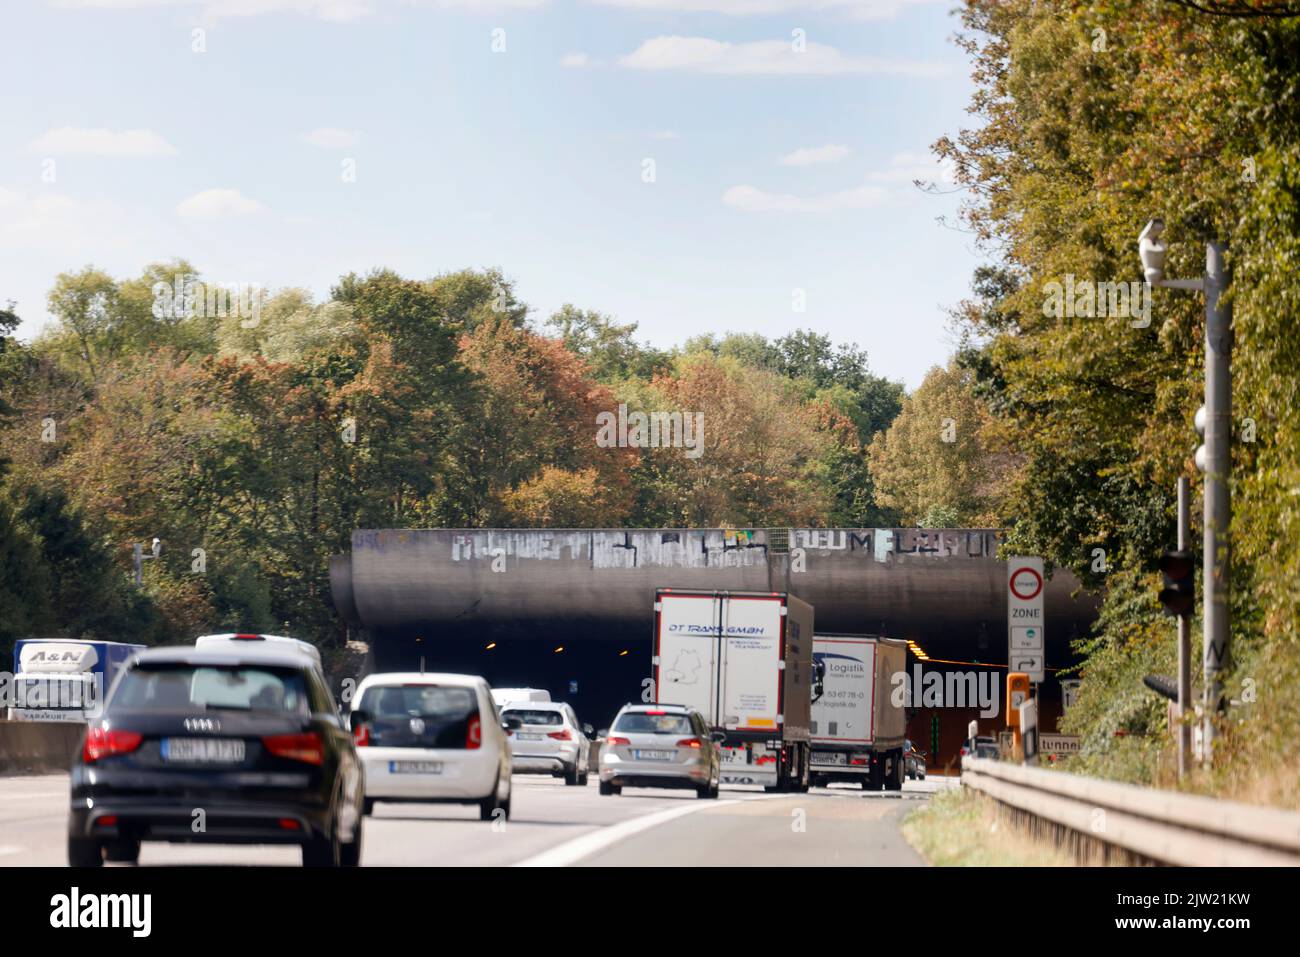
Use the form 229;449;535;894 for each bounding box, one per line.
650;130;680;140
779;144;850;166
722;183;888;213
619;37;948;78
303;127;360;149
559;52;593;68
51;0;547;22
0;187;132;252
590;0;937;19
867;150;956;185
28;127;178;157
176;188;264;218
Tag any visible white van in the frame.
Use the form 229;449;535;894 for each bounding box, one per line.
490;687;551;710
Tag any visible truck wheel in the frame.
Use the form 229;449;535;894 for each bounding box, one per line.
884;752;904;792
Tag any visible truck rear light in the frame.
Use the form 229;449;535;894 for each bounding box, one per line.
353;724;370;747
755;754;776;765
83;728;143;763
606;736;630;746
467;715;482;749
547;729;572;741
263;732;324;765
676;737;702;749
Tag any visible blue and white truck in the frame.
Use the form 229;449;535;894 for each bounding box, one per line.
6;639;145;722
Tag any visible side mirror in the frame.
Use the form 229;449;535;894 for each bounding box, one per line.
503;715;522;731
583;723;594;737
710;731;726;743
349;709;370;732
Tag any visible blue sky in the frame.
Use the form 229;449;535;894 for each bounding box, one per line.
1;0;984;388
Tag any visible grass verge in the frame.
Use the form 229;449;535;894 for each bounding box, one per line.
902;785;1077;867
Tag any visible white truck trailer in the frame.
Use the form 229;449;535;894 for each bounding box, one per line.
652;589;814;792
809;634;909;790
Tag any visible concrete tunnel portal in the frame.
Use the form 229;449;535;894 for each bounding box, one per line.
330;528;1101;756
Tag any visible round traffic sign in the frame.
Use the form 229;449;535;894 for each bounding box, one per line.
1010;565;1043;601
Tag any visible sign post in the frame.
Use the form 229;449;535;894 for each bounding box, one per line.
1007;557;1045;682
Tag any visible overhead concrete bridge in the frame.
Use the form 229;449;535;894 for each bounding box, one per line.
331;528;1100;726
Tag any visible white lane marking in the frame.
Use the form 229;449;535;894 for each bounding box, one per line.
513;799;739;867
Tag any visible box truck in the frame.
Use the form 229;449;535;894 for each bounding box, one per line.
809;634;908;790
7;639;145;722
652;589;814;791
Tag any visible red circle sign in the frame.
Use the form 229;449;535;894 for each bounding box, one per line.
1010;566;1043;601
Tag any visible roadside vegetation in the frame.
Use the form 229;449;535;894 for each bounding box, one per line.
903;787;1076;867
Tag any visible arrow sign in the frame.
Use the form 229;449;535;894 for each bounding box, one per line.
1007;558;1046;682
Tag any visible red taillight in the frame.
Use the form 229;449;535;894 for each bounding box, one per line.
233;633;263;640
645;710;666;715
606;735;630;746
278;819;301;831
83;728;143;763
676;737;702;749
96;816;119;827
466;715;482;750
755;754;777;765
353;724;370;747
263;732;324;765
547;729;572;741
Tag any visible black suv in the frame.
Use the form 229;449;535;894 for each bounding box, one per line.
67;640;364;867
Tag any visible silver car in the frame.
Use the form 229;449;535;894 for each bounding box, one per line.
502;702;592;786
598;704;723;798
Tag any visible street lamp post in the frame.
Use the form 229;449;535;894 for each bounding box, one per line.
1139;220;1232;765
133;537;161;586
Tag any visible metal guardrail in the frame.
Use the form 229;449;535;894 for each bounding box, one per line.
962;756;1300;866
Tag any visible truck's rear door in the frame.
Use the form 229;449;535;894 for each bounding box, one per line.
811;637;876;747
718;596;785;733
655;592;720;722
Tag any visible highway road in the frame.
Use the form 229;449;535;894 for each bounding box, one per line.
0;772;952;867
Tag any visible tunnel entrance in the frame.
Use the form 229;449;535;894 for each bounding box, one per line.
370;627;653;733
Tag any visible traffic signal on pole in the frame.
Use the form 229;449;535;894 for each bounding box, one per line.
1158;549;1195;617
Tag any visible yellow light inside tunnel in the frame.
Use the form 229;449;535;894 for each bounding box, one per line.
553;646;564;654
907;639;930;661
485;642;496;650
618;650;628;657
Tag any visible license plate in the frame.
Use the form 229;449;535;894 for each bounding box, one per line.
162;738;245;764
518;733;543;741
390;761;443;774
814;752;847;766
721;748;745;763
634;749;674;761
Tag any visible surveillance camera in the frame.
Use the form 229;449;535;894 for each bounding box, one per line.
1138;218;1167;285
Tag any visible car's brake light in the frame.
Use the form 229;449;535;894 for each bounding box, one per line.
233;633;263;640
645;710;666;715
676;737;702;749
547;729;572;741
467;715;482;749
263;732;324;765
83;728;143;763
353;724;370;747
606;735;631;746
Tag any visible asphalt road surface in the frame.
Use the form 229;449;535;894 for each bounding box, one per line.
0;772;953;867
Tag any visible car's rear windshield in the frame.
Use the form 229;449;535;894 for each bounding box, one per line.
111;663;310;714
359;684;476;719
503;708;562;726
613;712;693;735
